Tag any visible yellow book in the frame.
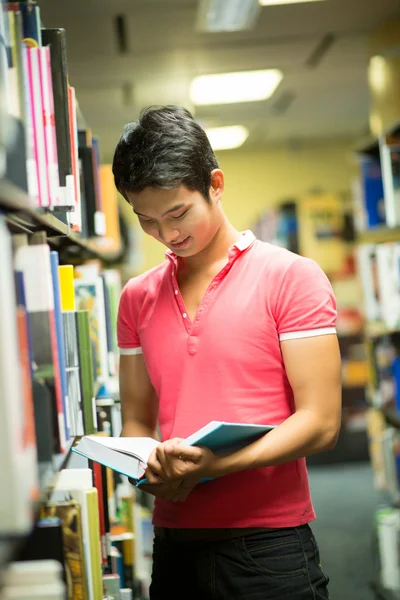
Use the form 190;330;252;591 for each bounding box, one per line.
59;265;76;311
86;489;103;600
100;165;121;254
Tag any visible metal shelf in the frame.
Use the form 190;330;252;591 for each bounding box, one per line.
382;409;400;431
38;437;77;496
0;179;122;263
364;321;400;339
358;227;400;245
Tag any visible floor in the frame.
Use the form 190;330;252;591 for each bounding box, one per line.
308;462;383;600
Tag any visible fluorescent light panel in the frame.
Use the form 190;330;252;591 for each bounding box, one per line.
205;126;249;151
190;69;283;105
259;0;325;5
197;0;261;32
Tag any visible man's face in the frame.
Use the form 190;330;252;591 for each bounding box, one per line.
126;184;223;257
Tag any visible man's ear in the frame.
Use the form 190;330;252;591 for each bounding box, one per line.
209;169;224;203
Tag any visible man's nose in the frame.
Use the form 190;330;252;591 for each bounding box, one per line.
158;223;179;243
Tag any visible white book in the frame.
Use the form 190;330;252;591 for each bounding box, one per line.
356;244;381;322
1;582;66;600
50;469;102;600
21;46;38;203
3;560;63;587
39;46;60;207
376;243;400;331
26;47;50;208
0;217;37;535
379;137;400;228
73;421;275;483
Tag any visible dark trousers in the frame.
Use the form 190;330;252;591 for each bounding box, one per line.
150;524;329;599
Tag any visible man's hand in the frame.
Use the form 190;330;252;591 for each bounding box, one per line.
138;476;201;502
145;439;219;484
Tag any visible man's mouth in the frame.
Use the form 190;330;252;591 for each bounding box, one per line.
170;236;191;249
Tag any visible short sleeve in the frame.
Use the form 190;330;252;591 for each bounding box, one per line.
275;257;337;342
117;283;143;355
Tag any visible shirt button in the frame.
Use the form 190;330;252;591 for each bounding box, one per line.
182;313;187;318
174;290;178;295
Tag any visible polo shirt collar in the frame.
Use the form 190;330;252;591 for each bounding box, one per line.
166;230;256;263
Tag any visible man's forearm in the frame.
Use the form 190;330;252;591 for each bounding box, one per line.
120;420;160;440
210;409;340;479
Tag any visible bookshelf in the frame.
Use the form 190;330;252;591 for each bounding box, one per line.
354;116;400;598
359;228;400;245
0;179;122;264
0;2;151;598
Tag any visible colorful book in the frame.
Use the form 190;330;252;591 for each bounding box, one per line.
14;236;67;453
26;45;50;207
50;251;70;440
40;45;60;207
51;469;103;600
74;265;109;388
41;500;89;600
76;309;97;435
58;264;84;437
41;28;74;207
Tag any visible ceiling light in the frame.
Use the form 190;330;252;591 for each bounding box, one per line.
205;126;249;151
259;0;325;5
197;0;261;32
190;69;283;105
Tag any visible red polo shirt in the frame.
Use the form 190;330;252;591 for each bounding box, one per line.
117;231;337;528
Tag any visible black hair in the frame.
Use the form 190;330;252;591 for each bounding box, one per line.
112;105;219;203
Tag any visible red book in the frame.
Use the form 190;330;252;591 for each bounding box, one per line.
14;242;67;454
92;461;108;566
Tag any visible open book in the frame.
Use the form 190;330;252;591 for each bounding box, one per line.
72;421;275;484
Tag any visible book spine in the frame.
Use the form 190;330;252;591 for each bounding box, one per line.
41;46;60;207
50;251;70;440
68;85;81;231
27;46;50;207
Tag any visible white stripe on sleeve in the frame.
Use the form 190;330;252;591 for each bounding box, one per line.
119;347;143;355
279;327;336;342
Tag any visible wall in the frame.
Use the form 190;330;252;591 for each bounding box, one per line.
121;137;357;274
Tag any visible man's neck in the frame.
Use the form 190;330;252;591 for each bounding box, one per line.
180;218;241;274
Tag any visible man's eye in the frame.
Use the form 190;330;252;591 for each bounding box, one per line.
172;210;188;220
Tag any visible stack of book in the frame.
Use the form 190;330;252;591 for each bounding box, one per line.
0;208;150;595
0;2;144;598
354;125;400;231
0;1;121;248
357;242;400;333
0;211;122;532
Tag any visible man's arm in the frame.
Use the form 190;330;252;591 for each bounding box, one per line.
119;354;160;440
214;333;342;474
155;334;342;480
120;354;194;501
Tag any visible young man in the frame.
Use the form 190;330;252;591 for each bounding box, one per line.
113;105;341;600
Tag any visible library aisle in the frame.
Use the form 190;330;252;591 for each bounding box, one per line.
309;462;382;600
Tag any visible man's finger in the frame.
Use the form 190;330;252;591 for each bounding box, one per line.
145;470;163;484
165;445;203;462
